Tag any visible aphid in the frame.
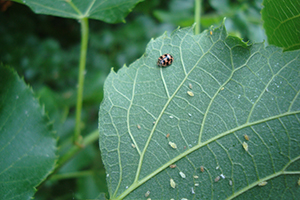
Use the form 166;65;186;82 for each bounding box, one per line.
216;166;219;170
220;174;225;179
229;180;232;186
200;166;205;172
188;113;192;117
169;164;177;168
298;177;300;186
242;141;248;151
189;83;192;89
258;181;267;186
170;178;176;188
215;176;220;182
221;87;224;90
244;134;250;141
145;190;150;197
179;171;186;178
137;124;141;129
131;143;136;148
169;141;177;149
191;187;195;194
210;30;213;35
195;183;199;187
187;91;194;97
169;115;174;119
157;54;174;67
166;133;170;138
153;121;156;125
193;175;199;179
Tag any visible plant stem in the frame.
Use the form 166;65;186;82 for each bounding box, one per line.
50;170;94;181
58;129;99;167
74;17;89;144
37;129;99;190
195;0;201;35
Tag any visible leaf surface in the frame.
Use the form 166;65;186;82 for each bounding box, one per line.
99;23;300;199
0;66;57;200
262;0;300;51
12;0;143;22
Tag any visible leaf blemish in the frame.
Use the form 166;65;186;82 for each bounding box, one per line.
145;190;150;197
187;91;194;97
215;176;220;182
258;181;267;186
220;174;225;179
169;164;176;168
191;187;195;194
244;134;250;141
169;141;177;149
242;142;248;151
179;171;186;178
200;166;205;172
170;178;176;188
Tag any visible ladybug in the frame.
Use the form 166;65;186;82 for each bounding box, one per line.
157;54;173;67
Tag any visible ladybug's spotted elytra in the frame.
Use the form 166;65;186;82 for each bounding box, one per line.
157;54;173;67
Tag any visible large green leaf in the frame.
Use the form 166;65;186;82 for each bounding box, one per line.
99;23;300;199
12;0;143;22
262;0;300;51
0;66;57;200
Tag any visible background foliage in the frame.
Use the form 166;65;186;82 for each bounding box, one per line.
1;0;299;199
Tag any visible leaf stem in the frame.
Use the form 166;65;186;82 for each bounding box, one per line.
58;129;99;167
50;170;94;181
194;0;201;34
37;129;99;190
74;17;89;145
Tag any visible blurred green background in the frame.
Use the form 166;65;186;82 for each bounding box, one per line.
0;0;266;199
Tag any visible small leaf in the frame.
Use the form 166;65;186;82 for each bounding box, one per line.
0;66;57;200
99;23;300;199
262;0;300;51
12;0;143;23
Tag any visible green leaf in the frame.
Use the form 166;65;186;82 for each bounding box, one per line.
99;23;300;199
0;66;57;200
12;0;143;22
262;0;300;51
